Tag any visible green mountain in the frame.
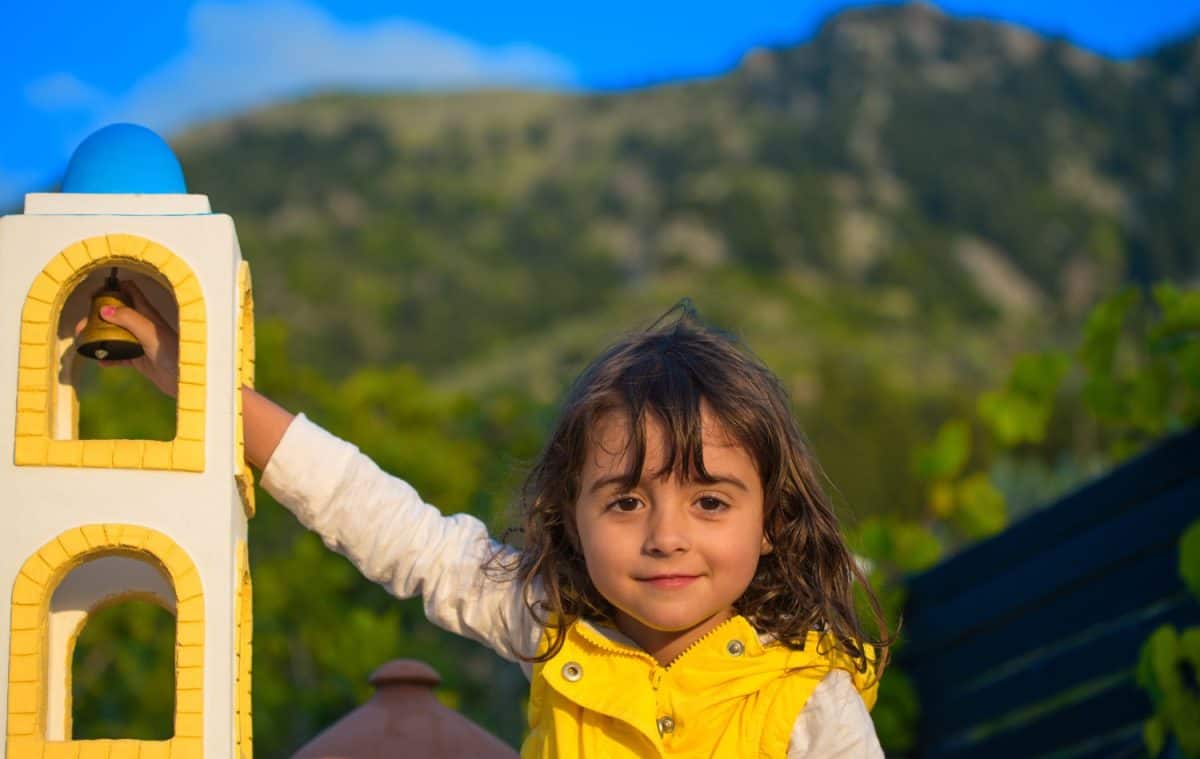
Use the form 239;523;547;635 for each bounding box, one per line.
165;2;1199;532
174;2;1197;377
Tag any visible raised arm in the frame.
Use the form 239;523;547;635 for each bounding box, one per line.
83;281;542;662
260;412;542;662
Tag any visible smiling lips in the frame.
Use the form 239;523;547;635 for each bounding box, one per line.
638;574;700;589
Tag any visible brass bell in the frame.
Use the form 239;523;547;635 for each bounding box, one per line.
76;268;144;361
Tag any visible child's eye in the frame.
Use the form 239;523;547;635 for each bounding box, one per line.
607;496;641;512
696;496;728;513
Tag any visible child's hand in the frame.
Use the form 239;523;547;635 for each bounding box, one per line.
74;280;180;398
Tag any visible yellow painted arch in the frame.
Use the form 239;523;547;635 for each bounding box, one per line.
234;261;256;518
13;233;207;472
6;524;205;758
234;541;252;759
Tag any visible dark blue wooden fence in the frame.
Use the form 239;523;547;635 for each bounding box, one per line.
901;427;1200;758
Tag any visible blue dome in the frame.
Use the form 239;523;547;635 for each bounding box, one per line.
62;124;187;194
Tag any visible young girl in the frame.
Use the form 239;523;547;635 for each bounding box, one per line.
91;289;888;757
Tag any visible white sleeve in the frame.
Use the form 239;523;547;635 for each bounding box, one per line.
259;413;544;663
786;670;884;758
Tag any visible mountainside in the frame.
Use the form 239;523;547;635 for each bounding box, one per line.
172;2;1199;386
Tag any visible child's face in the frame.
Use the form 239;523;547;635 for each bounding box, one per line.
573;406;768;661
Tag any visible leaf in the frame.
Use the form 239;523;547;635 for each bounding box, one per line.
1128;362;1171;435
1139;624;1200;755
1080;287;1139;374
855;518;894;564
978;391;1022;445
974;352;1068;446
1154;283;1200;336
891;522;944;573
953;473;1007;538
1138;625;1175;705
1082;373;1128;424
853;519;943;574
873;668;920;753
978;390;1044;446
1181;520;1200;601
913;420;971;480
1009;352;1070;401
1144;714;1166;757
930;481;956;519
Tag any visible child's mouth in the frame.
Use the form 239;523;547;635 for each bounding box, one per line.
639;575;699;589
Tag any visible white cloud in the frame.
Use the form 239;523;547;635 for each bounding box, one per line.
25;73;112;113
102;0;576;135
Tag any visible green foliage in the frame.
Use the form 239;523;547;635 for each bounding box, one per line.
1182;521;1200;600
857;282;1200;752
913;420;971;482
1079;286;1200;452
977;352;1070;446
1137;624;1200;756
872;669;920;754
76;363;175;440
856;518;944;576
72;600;175;740
952;473;1007;539
909;418;1007;539
1136;519;1200;756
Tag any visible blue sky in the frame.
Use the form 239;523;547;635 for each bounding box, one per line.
3;0;1199;209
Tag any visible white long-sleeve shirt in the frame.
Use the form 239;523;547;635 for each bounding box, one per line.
260;413;884;758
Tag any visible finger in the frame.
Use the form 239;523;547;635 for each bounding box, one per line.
120;280;173;331
74;316;87;337
98;303;161;350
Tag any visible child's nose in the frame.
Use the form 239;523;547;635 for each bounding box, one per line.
643;507;690;555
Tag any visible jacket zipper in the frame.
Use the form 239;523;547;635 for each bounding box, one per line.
664;615;742;669
578;615;743;672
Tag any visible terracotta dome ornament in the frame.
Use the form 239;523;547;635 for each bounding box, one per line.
291;660;518;758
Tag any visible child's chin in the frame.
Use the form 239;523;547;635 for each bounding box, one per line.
640;611;728;634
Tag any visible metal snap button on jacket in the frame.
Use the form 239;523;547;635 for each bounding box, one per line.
726;640;745;656
562;662;583;682
656;716;675;735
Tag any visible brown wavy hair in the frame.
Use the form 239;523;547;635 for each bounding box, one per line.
496;303;889;676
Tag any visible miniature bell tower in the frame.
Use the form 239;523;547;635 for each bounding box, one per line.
0;124;256;758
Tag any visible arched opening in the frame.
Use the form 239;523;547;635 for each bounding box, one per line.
70;597;175;740
64;265;178;441
13;233;208;472
7;525;205;755
45;552;179;742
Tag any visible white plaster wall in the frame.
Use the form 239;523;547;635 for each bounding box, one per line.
0;200;251;756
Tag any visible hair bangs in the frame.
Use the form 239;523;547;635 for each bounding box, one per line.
597;340;731;489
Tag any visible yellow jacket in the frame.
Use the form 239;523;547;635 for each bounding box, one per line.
522;615;878;758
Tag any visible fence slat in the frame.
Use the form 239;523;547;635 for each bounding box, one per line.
923;595;1199;736
924;678;1150;759
908;545;1181;705
908;427;1200;605
904;477;1200;659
